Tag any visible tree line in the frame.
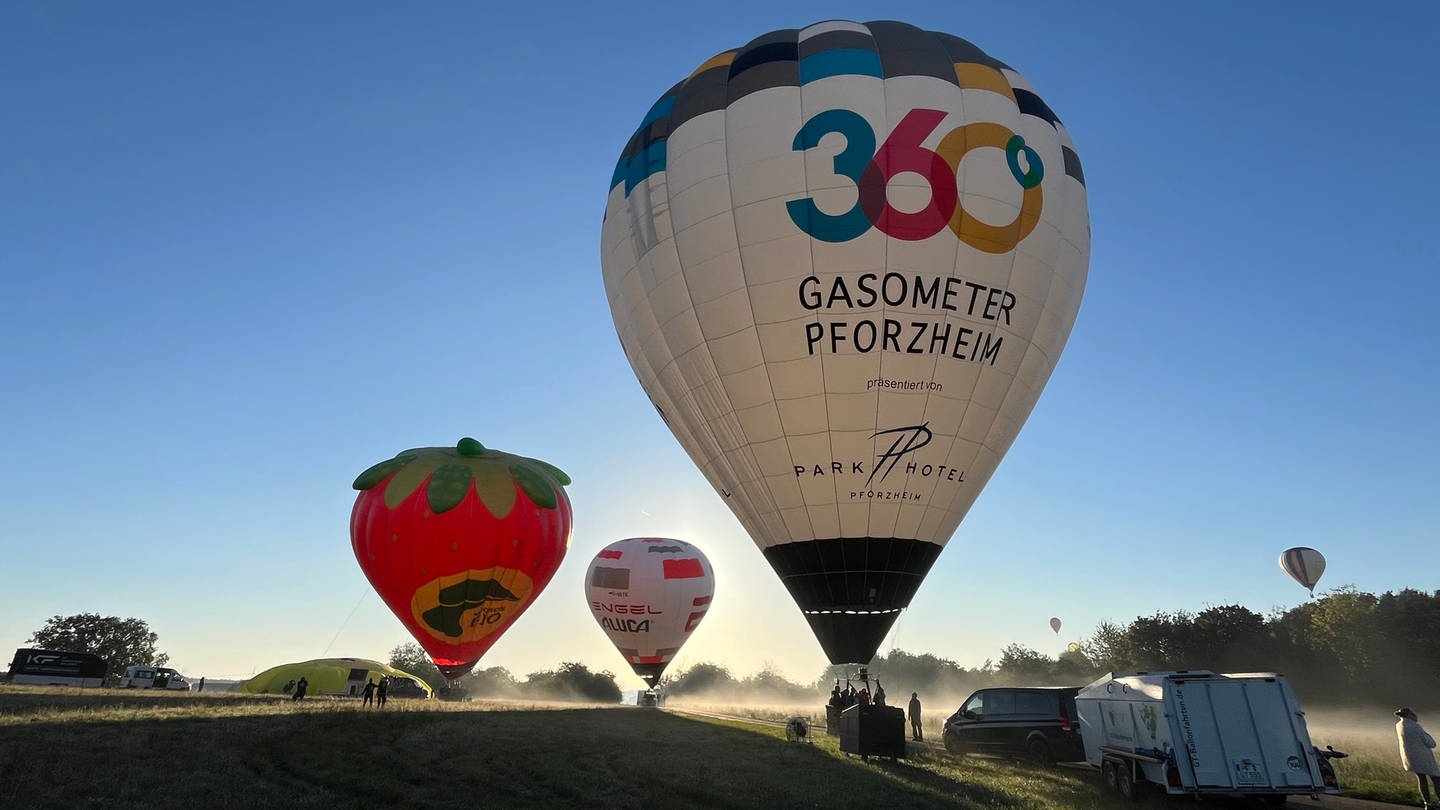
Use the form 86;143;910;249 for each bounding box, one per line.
19;586;1437;707
657;586;1440;709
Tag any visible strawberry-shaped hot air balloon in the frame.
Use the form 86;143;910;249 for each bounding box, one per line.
351;437;572;681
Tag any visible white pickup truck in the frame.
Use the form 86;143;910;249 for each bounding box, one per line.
119;665;192;691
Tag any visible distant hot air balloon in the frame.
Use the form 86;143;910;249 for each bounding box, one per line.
350;438;573;681
601;21;1089;665
585;537;715;687
1066;642;1081;654
1049;617;1062;635
1279;547;1326;596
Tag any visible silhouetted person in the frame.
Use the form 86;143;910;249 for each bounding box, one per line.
362;678;377;707
830;681;842;707
1397;708;1440;807
857;686;871;706
376;676;389;708
873;679;886;706
197;677;205;693
284;679;296;694
292;677;308;701
909;692;923;741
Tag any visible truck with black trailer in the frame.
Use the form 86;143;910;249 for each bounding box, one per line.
6;648;108;688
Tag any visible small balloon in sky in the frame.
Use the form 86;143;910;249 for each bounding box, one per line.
1050;617;1063;635
1066;642;1082;654
350;437;573;681
1279;546;1326;596
601;20;1090;665
584;537;715;688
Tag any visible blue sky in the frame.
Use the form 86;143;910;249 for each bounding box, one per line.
3;1;1437;686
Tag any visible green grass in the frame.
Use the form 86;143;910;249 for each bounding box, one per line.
0;686;1417;809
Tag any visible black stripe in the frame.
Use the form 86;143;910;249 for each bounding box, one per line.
798;29;877;58
764;537;944;664
1015;88;1061;126
867;20;958;83
1062;146;1085;186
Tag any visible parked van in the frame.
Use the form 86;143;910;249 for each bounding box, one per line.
942;686;1085;765
6;648;107;688
119;665;192;691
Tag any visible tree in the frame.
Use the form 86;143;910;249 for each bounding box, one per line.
996;643;1053;682
388;642;446;692
523;662;621;702
28;613;168;683
662;662;739;698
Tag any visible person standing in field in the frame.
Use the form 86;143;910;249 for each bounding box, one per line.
292;677;308;701
197;676;205;692
1397;708;1440;807
908;692;923;742
362;678;377;707
376;676;389;709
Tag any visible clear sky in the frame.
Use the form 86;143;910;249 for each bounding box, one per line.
3;2;1437;687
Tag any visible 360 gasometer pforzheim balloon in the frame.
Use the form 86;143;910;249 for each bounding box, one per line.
601;21;1090;664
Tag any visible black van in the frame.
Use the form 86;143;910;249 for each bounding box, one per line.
942;686;1084;765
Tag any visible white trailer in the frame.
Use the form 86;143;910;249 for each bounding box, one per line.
1076;670;1340;802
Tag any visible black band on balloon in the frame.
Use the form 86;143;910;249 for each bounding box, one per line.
630;662;667;688
762;538;944;665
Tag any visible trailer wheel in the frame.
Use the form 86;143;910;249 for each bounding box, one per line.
1027;739;1055;767
1115;762;1141;801
1102;761;1118;791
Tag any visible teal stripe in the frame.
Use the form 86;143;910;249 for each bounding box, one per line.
639;97;675;130
799;48;883;84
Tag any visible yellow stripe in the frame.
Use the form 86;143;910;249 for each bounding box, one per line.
690;50;737;78
954;63;1015;101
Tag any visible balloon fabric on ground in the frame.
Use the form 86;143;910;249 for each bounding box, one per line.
585;537;716;687
242;658;433;698
601;20;1090;665
350;438;573;681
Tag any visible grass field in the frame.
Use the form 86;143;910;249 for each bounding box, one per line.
0;686;1421;809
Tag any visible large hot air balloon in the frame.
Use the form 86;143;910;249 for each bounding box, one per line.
601;21;1089;664
350;438;573;681
585;537;716;687
1049;617;1062;635
1279;547;1326;596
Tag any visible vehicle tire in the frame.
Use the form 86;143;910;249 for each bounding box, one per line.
1102;761;1118;791
1253;795;1288;806
1027;739;1055;767
943;731;966;756
1115;762;1141;801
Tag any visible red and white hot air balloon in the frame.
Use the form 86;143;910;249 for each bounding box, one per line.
1279;547;1326;597
584;537;715;687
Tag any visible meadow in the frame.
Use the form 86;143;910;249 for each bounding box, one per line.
0;686;1420;809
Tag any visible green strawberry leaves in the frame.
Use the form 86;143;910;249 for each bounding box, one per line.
353;438;570;518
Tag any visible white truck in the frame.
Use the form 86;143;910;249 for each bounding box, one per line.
119;665;192;691
1076;670;1341;802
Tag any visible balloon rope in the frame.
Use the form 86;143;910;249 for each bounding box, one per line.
320;589;369;657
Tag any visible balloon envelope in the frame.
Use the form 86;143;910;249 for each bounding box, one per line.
350;439;573;680
1049;617;1062;634
1279;547;1326;594
601;21;1090;664
585;537;716;687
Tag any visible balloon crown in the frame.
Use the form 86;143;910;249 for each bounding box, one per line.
352;438;571;516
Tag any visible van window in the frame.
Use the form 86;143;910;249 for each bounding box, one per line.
985;690;1016;716
1014;691;1058;715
